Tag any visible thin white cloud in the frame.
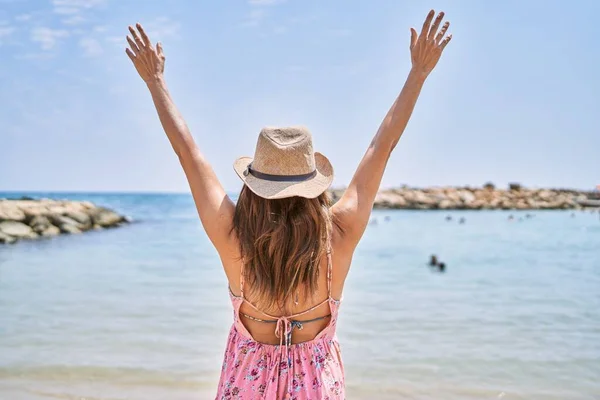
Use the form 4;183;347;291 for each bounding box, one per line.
248;0;286;5
0;26;14;36
0;24;15;46
143;17;181;39
51;0;105;8
244;0;287;28
329;28;351;37
242;9;266;28
79;37;102;57
103;17;180;57
273;25;286;34
62;14;86;25
15;0;109;58
51;0;106;25
13;51;56;60
53;6;80;15
15;14;32;22
324;63;364;79
105;35;122;45
31;27;69;50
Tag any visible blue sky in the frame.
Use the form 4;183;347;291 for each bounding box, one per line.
1;0;598;193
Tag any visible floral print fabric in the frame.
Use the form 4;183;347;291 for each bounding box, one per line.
215;294;344;400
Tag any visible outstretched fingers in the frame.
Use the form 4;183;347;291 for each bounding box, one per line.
136;23;152;48
125;47;136;62
440;34;452;50
126;35;139;54
428;11;444;40
435;21;450;45
128;25;145;50
419;9;434;39
410;11;452;75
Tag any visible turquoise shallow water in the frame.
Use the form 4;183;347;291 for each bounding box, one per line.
1;193;599;399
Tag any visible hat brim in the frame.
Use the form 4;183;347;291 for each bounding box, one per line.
233;152;334;200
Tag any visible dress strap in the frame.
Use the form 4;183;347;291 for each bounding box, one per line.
239;258;245;299
241;312;331;326
326;234;332;298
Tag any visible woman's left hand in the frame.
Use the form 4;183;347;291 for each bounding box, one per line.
125;23;165;84
409;10;452;78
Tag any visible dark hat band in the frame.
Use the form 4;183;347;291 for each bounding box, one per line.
247;163;317;182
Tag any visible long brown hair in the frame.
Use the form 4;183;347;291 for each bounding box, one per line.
232;185;332;311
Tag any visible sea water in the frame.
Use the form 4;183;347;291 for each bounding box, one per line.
1;193;599;399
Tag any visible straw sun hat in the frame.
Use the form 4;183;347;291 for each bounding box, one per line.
233;126;334;199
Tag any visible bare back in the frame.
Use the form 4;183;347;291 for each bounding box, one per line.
225;221;349;345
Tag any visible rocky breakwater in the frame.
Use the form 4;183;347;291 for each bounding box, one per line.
330;185;596;210
0;198;130;244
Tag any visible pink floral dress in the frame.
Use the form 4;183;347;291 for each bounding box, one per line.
215;245;345;399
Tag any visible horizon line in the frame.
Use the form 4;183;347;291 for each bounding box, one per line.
1;184;597;195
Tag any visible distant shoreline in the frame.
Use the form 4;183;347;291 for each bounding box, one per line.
330;185;600;210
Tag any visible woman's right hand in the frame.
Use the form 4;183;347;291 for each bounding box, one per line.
125;23;165;84
409;10;452;79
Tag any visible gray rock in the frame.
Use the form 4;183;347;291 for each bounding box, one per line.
438;200;454;209
92;208;123;227
431;194;448;203
0;200;127;243
41;225;61;237
375;192;407;208
445;191;461;202
59;224;82;234
458;191;476;204
0;232;17;244
46;205;69;216
515;202;529;210
22;231;39;240
81;201;96;210
49;214;81;229
30;215;52;233
63;202;87;213
22;206;48;219
411;191;437;206
0;206;26;222
471;200;486;209
537;190;554;201
65;211;92;230
0;221;34;238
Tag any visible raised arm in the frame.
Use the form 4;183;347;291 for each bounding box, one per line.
332;10;452;249
125;24;235;253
